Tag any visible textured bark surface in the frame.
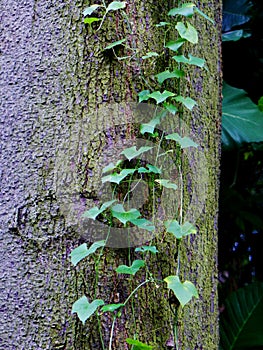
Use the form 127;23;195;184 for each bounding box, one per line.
0;0;221;349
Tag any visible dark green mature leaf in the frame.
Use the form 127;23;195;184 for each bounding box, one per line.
220;282;263;350
222;29;250;42
156;69;185;84
222;83;263;148
72;296;104;324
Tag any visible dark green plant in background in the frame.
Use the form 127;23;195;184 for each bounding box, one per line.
219;0;263;348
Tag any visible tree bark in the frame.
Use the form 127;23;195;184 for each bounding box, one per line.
0;0;221;349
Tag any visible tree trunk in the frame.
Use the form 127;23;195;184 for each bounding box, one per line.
0;0;221;349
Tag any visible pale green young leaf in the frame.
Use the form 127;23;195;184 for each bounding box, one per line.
82;200;116;219
116;260;145;275
156;69;185;84
83;4;102;16
126;338;153;349
174;95;197;110
83;17;101;25
164;276;198;307
101;303;125;313
165;39;186;52
106;1;126;13
138;90;150;103
164;220;197;239
105;38;126;50
155;21;171;27
111;204;141;224
130;218;155;232
142;52;159;59
172;54;206;68
148;90;175;104
175;21;198;44
72;296;104;324
121;146;153;161
102;160;122;174
165;133;198;148
102;168;135;184
135;245;158;254
70;240;106;266
155;179;177;190
168;3;195;17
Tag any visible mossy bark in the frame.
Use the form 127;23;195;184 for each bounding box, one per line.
0;0;221;349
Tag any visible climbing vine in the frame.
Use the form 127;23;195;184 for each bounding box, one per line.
70;2;214;349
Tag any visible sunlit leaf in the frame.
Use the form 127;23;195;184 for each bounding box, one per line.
174;96;197;110
156;69;185;84
106;1;126;13
164;276;198;307
135;245;158;254
121;146;153;161
126;338;153;349
83;17;101;25
83;4;102;16
102;168;135;184
175;21;198;44
82;200;116;219
164;220;197;239
165;133;198;148
70;240;106;266
111;204;141;224
72;296;104;324
148;90;175;104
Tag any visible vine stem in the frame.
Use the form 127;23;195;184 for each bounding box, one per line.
109;316;117;350
124;279;151;306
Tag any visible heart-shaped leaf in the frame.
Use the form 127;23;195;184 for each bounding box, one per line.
126;338;153;349
164;276;198;307
138;164;162;174
172;54;206;68
102;160;122;174
138;90;150;103
130;218;155;232
135;245;158;254
82;200;116;220
140;117;160;135
102;168;135;184
142;52;159;59
101;303;124;313
148;90;175;104
155;179;178;190
156;69;185;84
165;133;198;148
175;21;198;44
116;260;145;275
121;146;153;161
168;3;195;17
165;39;186;52
164;103;178;115
105;38;126;50
84;17;101;25
83;4;102;16
111;204;141;224
72;296;104;324
70;240;106;266
164;220;197;239
174;96;197;110
106;1;126;13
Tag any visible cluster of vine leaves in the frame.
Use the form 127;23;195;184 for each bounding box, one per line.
70;2;213;349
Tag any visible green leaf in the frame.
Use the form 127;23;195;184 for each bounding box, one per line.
220;282;263;350
105;38;126;50
138;164;162;174
102;160;122;174
175;21;198;44
83;4;102;16
72;296;104;324
121;146;152;161
142;52;159;59
155;21;171;27
83;17;101;25
222;29;250;42
126;338;153;349
165;133;198;148
101;303;125;313
164;102;178;115
111;204;141;225
138;90;150;103
70;240;106;266
148;90;175;104
116;260;145;275
155;179;177;190
258;96;263;112
135;245;158;254
165;39;186;52
164;220;197;239
106;1;126;13
156;69;185;84
222;82;263;147
172;54;206;68
102;168;135;184
130;218;155;232
164;276;198;307
174;96;197;110
168;3;195;17
82;200;116;219
140;117;160;135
